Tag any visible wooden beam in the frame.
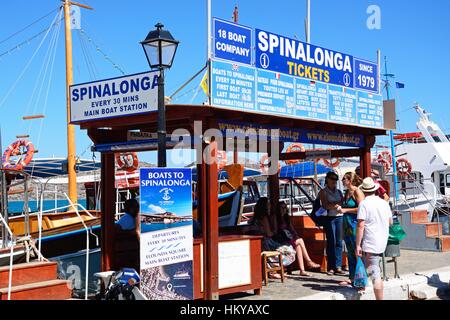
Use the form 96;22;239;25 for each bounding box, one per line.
101;153;115;271
68;1;94;10
22;115;45;120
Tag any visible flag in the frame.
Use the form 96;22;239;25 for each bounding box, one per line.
395;82;405;89
200;71;209;97
70;6;81;30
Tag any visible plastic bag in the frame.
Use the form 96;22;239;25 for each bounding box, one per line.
267;245;296;268
388;222;407;245
353;257;368;288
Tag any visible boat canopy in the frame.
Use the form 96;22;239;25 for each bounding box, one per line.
191;167;262;181
21;158;101;179
279;161;330;179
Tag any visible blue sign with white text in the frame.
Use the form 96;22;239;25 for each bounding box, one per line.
255;28;354;88
139;168;194;300
353;58;379;93
213;18;252;65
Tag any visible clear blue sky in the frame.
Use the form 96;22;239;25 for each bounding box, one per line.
1;0;449;165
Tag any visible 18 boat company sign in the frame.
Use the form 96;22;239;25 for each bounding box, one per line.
211;17;384;129
70;71;158;123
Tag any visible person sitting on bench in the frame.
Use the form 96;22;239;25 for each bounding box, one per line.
116;199;139;231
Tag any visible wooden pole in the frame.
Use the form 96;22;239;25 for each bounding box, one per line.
101;153;116;271
201;140;219;299
63;0;78;204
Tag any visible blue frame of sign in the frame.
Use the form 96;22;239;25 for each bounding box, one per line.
213;17;253;66
210;17;384;130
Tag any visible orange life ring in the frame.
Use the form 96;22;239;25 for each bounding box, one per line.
2;140;35;171
396;158;412;177
320;148;340;168
260;154;281;175
323;157;341;168
217;151;228;170
285;143;305;165
115;152;139;172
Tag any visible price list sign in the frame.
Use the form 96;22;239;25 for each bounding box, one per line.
295;79;328;120
210;60;256;111
256;69;295;116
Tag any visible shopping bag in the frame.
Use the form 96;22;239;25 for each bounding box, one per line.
353;257;368;288
388;222;407;245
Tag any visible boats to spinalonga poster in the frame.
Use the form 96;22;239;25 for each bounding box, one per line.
139;168;194;300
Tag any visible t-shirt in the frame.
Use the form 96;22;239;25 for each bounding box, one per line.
117;213;136;231
323;187;343;217
357;195;392;254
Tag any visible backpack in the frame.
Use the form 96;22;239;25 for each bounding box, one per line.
309;196;325;227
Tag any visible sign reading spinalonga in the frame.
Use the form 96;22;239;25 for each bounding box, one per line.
211;17;384;129
70;71;159;123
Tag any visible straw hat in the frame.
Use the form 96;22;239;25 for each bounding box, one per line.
359;177;380;193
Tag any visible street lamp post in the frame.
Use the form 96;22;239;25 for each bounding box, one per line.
141;23;179;167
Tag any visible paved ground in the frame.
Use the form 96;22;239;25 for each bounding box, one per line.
226;250;450;300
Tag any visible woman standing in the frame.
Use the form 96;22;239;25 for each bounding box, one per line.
319;171;345;275
339;172;365;287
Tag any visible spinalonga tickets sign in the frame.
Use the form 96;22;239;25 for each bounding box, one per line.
211;17;383;129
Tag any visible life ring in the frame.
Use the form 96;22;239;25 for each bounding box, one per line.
285;143;305;165
217;151;228;170
2;140;35;171
321;148;340;168
259;154;281;175
396;158;412;177
323;157;341;168
115;152;139;172
377;151;392;172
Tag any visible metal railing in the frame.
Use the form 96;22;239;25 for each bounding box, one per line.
63;193;99;300
0;214;14;300
395;173;448;250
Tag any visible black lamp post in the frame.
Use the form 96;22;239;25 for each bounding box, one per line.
141;23;179;167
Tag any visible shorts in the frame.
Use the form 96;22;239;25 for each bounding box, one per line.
364;252;382;283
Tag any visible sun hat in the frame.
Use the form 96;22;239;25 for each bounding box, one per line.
359;177;380;193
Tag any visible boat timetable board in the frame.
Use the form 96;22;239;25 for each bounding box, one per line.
210;17;384;130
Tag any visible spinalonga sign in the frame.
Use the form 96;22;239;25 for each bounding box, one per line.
211;17;384;129
69;71;159;123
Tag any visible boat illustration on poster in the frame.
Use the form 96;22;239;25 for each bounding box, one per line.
139;168;194;300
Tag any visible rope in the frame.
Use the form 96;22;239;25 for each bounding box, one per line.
0;9;62;110
0;15;64;61
0;7;60;46
78;28;126;75
30;11;63;178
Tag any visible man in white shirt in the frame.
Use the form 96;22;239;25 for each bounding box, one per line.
356;177;393;300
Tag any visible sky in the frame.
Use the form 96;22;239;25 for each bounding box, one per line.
1;0;450;166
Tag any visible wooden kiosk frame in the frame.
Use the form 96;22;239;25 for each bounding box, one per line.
75;104;388;300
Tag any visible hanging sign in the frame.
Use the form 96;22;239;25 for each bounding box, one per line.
213;17;252;65
70;71;159;123
210;17;384;129
139;168;194;300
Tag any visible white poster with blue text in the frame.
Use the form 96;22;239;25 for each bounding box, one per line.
70;71;159;123
139;168;193;300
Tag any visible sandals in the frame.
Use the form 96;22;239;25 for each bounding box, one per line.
299;271;311;277
268;273;281;280
327;270;335;275
306;260;321;269
335;268;347;275
339;279;352;286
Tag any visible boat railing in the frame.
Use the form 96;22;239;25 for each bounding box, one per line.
396;173;447;250
63;193;96;300
0;213;14;300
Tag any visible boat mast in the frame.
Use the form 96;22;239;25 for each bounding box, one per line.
63;1;93;204
383;56;399;202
